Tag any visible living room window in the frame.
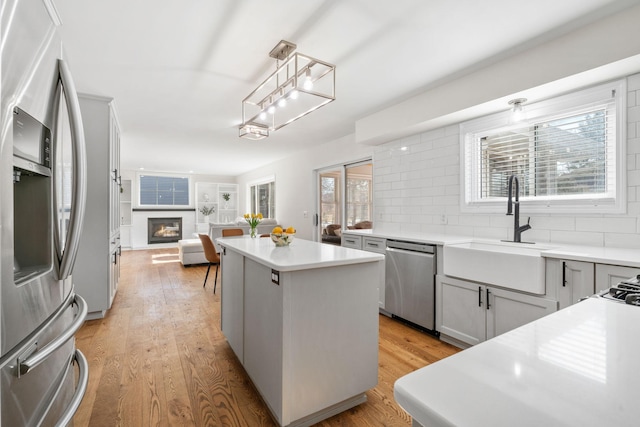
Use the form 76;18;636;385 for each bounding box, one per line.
249;178;276;218
460;80;626;214
139;174;190;207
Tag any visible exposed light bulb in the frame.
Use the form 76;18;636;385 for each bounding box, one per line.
259;111;267;120
290;89;299;100
278;97;287;108
268;105;276;115
303;77;313;91
303;68;313;90
508;98;527;123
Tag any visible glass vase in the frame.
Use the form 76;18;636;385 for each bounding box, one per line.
250;226;257;238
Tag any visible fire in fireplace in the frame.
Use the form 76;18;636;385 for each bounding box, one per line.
148;217;183;244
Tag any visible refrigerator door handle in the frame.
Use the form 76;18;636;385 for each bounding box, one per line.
56;58;87;280
54;350;89;427
19;293;87;376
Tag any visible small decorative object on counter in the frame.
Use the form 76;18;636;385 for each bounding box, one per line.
270;226;296;247
244;212;263;238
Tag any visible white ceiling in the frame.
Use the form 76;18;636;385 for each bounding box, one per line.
54;0;639;176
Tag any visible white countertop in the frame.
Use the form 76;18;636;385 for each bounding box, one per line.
394;297;640;427
216;235;384;272
343;229;640;268
341;228;471;246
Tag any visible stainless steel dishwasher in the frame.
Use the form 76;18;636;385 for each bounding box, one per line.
385;240;438;335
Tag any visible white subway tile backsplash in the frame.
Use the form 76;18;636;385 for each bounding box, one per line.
576;217;637;233
549;230;604;246
473;226;508;240
628;170;640;187
373;74;640;248
628;74;640;91
604;232;640;249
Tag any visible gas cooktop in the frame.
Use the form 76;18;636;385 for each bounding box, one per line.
598;275;640;306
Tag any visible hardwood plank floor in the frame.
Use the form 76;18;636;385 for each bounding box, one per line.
74;248;460;426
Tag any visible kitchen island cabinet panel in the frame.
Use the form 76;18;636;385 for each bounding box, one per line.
218;237;381;426
220;248;245;361
243;258;284;417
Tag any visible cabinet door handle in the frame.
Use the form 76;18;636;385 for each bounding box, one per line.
562;261;567;287
478;286;482;307
486;288;491;310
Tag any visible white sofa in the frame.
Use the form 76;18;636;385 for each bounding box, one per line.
209;218;280;251
178;238;208;266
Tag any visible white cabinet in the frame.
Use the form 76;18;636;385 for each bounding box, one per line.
119;178;132;248
73;94;121;319
595;264;640;291
220;243;379;426
362;236;386;309
195;182;238;233
546;259;595;310
437;275;557;348
341;234;362;250
363;236;385;253
220;247;244;361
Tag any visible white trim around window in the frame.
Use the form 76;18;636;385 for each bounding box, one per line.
459;79;627;214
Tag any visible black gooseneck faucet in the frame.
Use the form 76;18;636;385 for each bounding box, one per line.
506;174;531;243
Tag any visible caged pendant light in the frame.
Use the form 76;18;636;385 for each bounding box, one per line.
239;40;336;140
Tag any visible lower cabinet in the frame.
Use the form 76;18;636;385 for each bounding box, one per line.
595;264;640;291
437;275;557;347
363;237;386;309
341;234;362;250
546;259;595;310
342;234;387;309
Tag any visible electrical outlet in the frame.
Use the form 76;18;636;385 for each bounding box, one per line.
303;211;308;218
439;214;447;224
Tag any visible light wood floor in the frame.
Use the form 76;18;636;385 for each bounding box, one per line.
74;248;460;426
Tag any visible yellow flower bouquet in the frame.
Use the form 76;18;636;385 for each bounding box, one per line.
244;213;263;237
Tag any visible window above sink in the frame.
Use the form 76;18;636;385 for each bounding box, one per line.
460;79;626;214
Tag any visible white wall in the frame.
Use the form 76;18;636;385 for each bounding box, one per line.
235;134;374;240
121;169;237;248
372;73;640;249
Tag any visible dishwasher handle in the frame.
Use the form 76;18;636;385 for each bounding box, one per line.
386;240;435;254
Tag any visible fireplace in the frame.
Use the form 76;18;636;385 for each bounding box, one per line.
148;217;182;244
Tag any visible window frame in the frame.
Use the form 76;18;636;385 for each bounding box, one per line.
247;175;276;218
137;172;191;208
460;80;627;214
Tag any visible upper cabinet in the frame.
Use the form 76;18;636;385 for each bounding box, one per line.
195;182;239;232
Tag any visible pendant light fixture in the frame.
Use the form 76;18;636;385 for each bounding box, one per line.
239;40;336;140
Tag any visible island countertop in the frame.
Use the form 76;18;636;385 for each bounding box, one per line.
216;235;384;272
394;297;640;427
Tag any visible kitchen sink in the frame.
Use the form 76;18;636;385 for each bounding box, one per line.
443;240;556;294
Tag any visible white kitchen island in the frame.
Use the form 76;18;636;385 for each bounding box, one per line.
216;236;384;427
395;297;640;427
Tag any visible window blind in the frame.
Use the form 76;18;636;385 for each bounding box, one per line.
479;102;615;201
140;175;189;206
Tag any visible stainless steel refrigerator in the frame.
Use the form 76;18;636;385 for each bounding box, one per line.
1;0;89;425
